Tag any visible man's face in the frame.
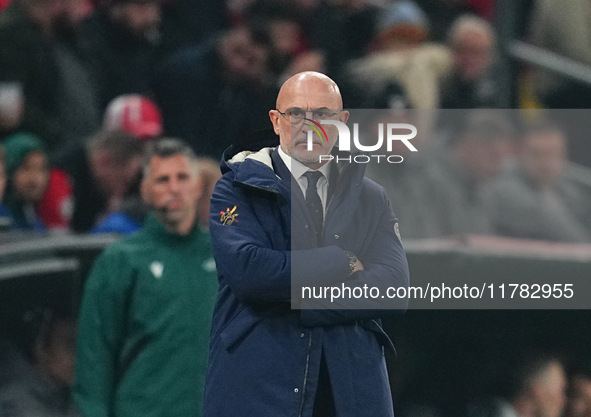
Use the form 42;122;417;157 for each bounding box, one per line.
568;376;591;417
269;78;348;168
269;19;301;58
13;151;49;203
219;28;269;84
141;154;202;232
520;130;566;187
96;153;143;199
462;135;512;182
452;30;494;81
533;362;567;417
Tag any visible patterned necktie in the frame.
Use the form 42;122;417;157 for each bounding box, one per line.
303;171;324;235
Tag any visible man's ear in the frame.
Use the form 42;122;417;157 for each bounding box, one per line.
269;110;281;135
340;110;350;124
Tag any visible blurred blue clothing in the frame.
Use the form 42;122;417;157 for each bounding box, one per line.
91;212;142;236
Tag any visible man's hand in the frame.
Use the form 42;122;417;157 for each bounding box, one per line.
353;259;364;274
345;251;364;276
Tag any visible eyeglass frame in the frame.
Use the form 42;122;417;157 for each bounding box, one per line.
275;107;345;124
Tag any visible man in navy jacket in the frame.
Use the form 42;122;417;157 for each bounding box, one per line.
205;71;410;417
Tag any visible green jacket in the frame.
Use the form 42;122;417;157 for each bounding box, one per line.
74;214;218;417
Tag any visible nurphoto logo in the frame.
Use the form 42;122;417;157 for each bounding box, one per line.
307;120;418;164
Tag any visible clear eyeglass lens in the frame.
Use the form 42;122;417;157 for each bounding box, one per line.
287;108;336;123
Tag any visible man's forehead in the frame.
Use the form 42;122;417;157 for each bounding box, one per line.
277;74;342;109
150;154;193;171
278;93;341;108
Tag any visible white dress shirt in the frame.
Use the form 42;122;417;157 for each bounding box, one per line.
277;146;331;213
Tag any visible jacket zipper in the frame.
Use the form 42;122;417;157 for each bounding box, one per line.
297;332;313;417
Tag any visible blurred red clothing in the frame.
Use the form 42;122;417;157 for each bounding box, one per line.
37;168;73;231
0;0;12;11
467;0;494;21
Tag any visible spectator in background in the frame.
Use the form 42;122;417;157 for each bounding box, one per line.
282;0;350;77
92;156;220;235
507;354;567;417
417;111;514;238
0;308;79;417
89;94;163;234
231;0;352;79
0;0;12;10
102;94;163;140
2;133;50;232
243;0;326;82
440;14;502;109
75;138;218;417
89;195;144;235
0;0;64;148
484;123;591;243
33;95;160;234
240;0;380;85
152;25;277;158
1;133;74;233
0;82;25;142
0;0;99;153
35;165;73;233
53;129;144;233
467;353;567;417
346;0;453;110
51;0;101;151
566;362;591;417
81;0;165;110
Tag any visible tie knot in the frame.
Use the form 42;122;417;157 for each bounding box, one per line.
304;171;323;188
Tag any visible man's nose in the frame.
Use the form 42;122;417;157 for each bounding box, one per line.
303;110;319;121
168;178;181;192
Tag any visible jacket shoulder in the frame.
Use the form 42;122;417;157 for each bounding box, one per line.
85;231;153;293
361;176;390;203
95;229;151;263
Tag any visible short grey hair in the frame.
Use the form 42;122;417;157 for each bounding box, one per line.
142;138;199;178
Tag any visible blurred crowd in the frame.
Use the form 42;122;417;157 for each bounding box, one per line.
1;1;591;417
0;0;590;239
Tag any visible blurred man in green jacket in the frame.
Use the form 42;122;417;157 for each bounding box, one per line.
74;138;218;417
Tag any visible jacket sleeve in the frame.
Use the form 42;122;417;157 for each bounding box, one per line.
209;173;350;305
74;248;130;417
299;190;410;326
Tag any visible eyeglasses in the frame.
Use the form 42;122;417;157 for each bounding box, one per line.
276;107;343;124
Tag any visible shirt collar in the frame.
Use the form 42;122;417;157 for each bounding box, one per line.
277;146;331;181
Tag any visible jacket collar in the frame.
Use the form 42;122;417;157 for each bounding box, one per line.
221;135;287;195
221;137;369;198
143;212;202;244
271;148;291;189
